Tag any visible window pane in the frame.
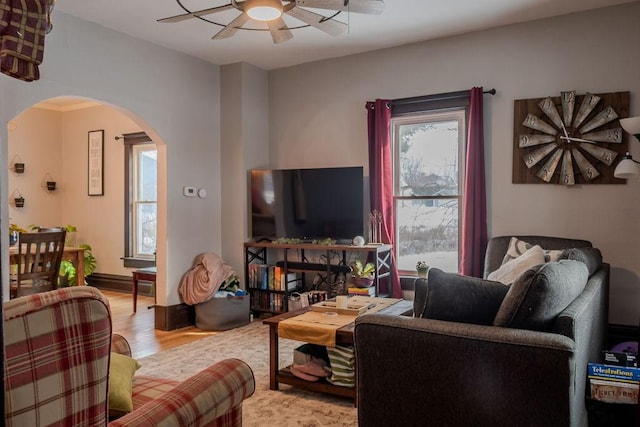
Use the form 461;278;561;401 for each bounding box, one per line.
396;198;459;272
136;202;157;256
398;121;459;197
137;149;157;201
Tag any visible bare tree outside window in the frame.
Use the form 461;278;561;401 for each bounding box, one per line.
392;110;465;273
133;145;157;258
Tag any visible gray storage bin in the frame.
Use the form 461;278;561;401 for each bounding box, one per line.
195;296;250;331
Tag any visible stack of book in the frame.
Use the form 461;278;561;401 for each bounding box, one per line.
247;264;299;291
347;286;375;297
588;353;640;404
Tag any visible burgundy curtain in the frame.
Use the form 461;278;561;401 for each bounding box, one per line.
460;87;488;277
366;99;402;298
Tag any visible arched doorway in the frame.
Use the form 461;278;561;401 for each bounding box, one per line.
6;96;166;322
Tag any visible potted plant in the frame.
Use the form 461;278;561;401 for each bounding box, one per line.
350;259;375;288
8;223;26;246
29;223;77;247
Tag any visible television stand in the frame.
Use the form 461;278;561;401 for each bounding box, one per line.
244;241;393;315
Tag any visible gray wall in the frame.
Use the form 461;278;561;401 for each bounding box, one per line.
268;2;640;325
1;12;222;307
2;3;639;325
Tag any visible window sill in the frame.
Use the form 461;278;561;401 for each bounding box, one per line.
122;257;155;269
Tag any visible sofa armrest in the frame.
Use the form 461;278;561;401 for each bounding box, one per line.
354;315;576;427
108;358;255;427
111;334;132;357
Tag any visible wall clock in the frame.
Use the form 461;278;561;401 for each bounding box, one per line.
513;91;629;185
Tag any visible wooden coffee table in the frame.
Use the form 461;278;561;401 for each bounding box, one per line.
262;299;413;400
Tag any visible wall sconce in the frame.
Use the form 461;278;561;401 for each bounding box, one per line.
43;173;57;192
614;116;640;179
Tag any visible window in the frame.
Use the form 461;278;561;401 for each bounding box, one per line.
123;132;157;267
392;109;466;273
132;145;157;257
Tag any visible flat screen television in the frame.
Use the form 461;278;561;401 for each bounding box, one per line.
250;166;364;242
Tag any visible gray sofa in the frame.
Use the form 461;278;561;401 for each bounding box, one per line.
354;236;609;427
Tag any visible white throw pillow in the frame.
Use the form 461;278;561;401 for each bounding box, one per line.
501;237;563;265
488;245;546;285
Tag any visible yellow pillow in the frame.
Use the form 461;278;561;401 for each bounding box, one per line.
108;352;141;419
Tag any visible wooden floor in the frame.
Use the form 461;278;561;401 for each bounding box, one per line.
103;290;220;359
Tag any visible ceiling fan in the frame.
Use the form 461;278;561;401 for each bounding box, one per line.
158;0;385;44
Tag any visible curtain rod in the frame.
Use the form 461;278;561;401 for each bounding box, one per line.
391;88;496;107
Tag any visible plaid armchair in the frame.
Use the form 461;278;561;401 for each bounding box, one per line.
4;287;256;426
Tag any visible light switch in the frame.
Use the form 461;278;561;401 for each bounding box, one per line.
183;186;196;197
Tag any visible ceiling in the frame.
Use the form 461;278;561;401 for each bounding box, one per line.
55;0;634;70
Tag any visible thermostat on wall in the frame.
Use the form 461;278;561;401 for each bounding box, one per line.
183;186;196;197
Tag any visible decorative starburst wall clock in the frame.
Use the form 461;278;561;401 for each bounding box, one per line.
512;91;630;185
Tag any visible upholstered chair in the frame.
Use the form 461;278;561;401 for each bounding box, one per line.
4;287;255;426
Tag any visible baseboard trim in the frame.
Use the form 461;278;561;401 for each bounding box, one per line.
87;273;153;295
89;273;195;331
155;303;195;331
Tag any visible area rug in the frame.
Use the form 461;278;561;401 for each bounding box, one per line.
136;320;357;426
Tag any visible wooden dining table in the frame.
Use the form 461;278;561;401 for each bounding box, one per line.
9;246;86;287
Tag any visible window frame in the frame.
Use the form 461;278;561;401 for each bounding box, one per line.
391;103;469;275
122;132;156;268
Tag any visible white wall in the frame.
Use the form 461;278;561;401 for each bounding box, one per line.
60;106;142;276
1;12;222;307
269;3;640;325
7;108;63;228
9;105;143;277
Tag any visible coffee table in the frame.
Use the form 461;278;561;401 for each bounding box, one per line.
262;299;413;400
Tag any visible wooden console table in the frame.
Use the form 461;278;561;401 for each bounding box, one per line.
132;266;156;313
262;299;413;401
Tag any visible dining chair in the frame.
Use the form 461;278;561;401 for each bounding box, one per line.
37;227;64;232
10;230;67;299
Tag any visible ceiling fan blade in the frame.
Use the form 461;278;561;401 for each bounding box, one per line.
158;5;235;23
296;0;384;14
212;13;251;39
267;17;293;44
286;6;347;36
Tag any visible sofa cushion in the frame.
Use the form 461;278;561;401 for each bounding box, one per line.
559;247;602;276
109;352;141;419
487;244;546;285
415;268;509;325
501;237;564;265
493;259;588;331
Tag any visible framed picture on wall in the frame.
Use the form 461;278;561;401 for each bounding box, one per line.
88;130;104;196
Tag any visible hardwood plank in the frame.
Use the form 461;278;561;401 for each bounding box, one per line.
102;290;219;359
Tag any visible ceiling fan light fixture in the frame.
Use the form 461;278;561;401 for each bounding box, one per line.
246;0;283;21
